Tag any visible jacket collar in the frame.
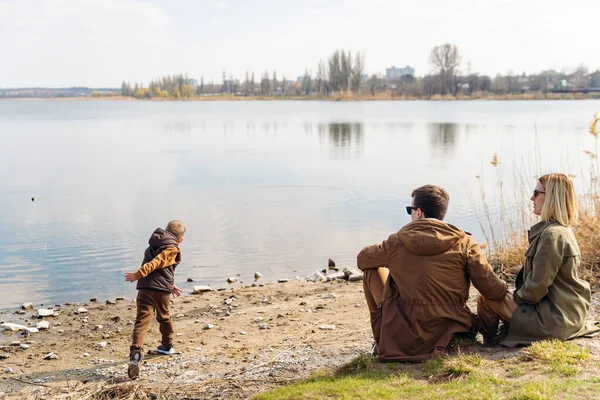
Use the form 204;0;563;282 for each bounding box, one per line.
528;219;557;243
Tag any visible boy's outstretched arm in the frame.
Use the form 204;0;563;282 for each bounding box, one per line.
124;247;180;282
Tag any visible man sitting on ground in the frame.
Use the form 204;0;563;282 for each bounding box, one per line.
357;185;507;361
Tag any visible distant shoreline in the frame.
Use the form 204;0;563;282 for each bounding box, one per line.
2;92;600;102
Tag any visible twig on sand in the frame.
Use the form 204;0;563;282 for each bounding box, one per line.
9;377;52;388
161;374;180;397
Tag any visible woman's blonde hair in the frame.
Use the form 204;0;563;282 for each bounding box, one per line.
539;173;579;226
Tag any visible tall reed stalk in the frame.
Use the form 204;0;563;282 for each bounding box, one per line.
474;114;600;289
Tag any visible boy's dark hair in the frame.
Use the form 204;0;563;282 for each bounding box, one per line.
411;185;450;220
166;220;186;240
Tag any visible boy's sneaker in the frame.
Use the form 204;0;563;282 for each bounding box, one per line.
128;348;142;380
157;344;175;355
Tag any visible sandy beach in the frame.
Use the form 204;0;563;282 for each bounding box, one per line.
0;279;375;398
2;278;600;399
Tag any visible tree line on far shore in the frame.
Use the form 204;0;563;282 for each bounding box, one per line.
120;44;600;100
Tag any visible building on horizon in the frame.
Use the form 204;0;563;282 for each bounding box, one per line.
386;66;415;80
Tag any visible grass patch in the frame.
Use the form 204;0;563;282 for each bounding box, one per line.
256;345;599;399
512;380;557;400
335;353;375;375
443;354;483;378
521;339;589;376
422;353;484;381
506;365;524;378
254;373;600;400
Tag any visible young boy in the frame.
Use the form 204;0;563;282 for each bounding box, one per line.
124;220;185;380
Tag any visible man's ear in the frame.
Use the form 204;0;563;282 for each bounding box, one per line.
178;237;184;244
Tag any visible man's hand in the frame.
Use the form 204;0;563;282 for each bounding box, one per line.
171;285;183;298
124;272;138;282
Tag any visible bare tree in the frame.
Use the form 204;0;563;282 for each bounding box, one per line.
572;64;589;89
302;69;312;95
316;59;326;95
328;51;341;92
245;71;250;95
282;75;287;95
340;50;352;91
352;52;364;94
429;44;461;95
261;71;270;95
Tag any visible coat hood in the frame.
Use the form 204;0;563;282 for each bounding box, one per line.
148;228;179;250
398;218;466;256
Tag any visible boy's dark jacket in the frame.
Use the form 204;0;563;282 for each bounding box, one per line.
136;228;181;293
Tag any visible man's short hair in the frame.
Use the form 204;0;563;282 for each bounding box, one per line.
166;220;186;240
411;185;450;220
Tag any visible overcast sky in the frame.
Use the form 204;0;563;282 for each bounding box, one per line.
1;0;599;88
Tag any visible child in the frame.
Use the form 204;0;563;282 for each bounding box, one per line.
124;220;185;380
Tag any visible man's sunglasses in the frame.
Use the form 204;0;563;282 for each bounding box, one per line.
533;190;546;198
406;206;418;215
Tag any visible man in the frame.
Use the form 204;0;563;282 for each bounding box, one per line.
358;185;507;361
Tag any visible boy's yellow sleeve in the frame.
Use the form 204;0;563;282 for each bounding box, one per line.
133;247;179;280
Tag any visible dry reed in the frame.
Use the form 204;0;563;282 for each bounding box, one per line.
478;114;600;289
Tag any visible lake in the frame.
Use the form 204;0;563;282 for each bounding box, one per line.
0;99;598;309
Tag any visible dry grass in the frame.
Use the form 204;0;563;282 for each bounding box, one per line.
478;114;600;287
24;381;154;400
20;378;272;400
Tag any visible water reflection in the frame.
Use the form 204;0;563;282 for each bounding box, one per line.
157;120;193;133
428;123;458;154
319;122;364;147
318;122;364;159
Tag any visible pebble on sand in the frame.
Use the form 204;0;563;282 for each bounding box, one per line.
36;321;50;330
319;325;336;330
192;286;213;294
36;309;55;318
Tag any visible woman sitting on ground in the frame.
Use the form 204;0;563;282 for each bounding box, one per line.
477;173;599;346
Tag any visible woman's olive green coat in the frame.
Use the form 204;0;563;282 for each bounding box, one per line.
502;220;599;347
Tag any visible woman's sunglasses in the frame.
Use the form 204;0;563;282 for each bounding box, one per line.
533;189;546;198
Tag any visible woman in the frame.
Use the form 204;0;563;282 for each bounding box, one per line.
477;173;599;346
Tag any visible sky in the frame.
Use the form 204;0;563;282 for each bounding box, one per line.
0;0;599;88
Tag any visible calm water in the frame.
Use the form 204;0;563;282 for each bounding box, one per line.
0;100;598;309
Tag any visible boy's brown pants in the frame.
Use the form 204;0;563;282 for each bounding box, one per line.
131;289;173;352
